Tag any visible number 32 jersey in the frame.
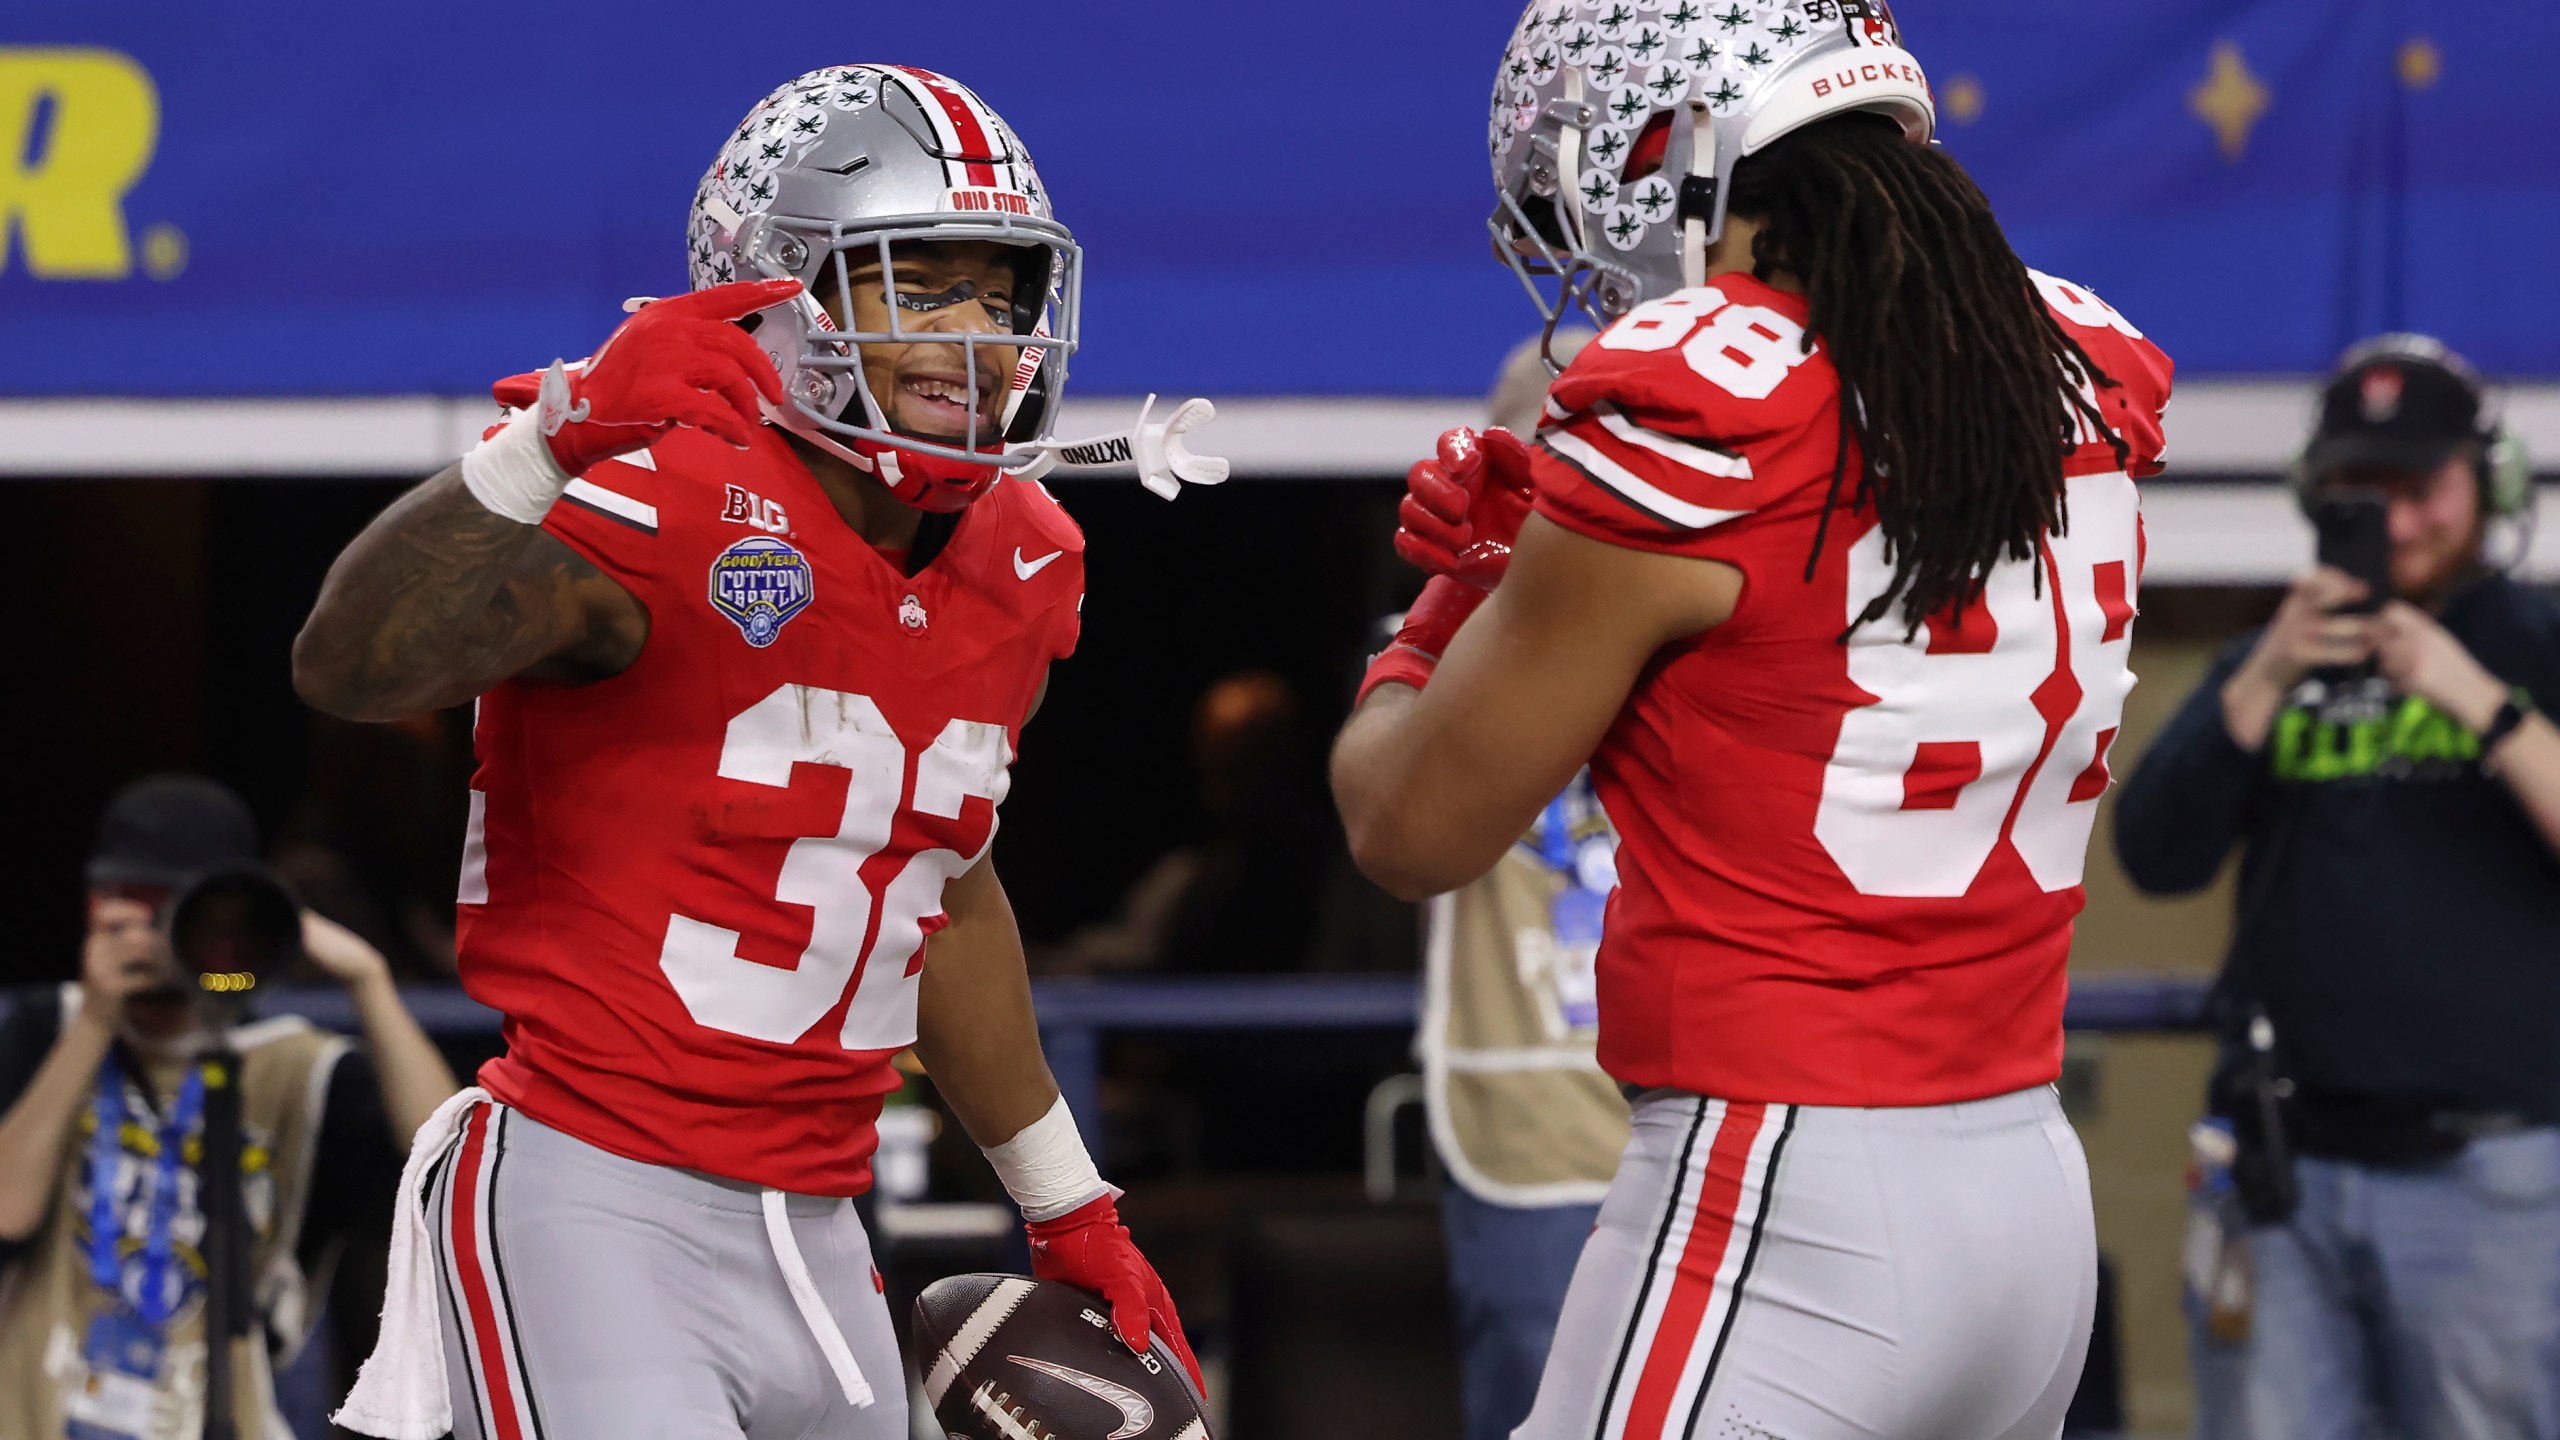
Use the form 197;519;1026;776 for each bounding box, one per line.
456;424;1083;1195
1530;271;2173;1108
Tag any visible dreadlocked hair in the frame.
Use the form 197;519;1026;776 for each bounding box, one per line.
1723;113;2128;637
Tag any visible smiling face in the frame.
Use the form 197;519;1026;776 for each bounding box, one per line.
818;239;1029;445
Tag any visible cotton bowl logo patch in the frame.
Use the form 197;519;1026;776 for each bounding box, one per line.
709;537;814;647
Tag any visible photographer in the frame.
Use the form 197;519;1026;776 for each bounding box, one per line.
0;775;458;1440
2115;336;2560;1440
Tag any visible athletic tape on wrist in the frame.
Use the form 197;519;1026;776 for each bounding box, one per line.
982;1096;1112;1223
460;409;572;525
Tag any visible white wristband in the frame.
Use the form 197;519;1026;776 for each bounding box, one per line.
982;1097;1112;1222
460;407;572;525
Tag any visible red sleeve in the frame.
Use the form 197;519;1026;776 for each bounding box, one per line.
1531;402;1776;551
1048;557;1084;663
475;374;673;588
539;453;672;596
2028;269;2176;479
1529;277;1835;558
1008;477;1086;663
2102;331;2175;479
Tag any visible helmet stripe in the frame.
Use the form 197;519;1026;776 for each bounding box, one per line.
888;66;1001;188
875;70;963;187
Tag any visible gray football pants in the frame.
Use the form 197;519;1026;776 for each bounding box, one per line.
427;1100;908;1440
1513;1086;2096;1440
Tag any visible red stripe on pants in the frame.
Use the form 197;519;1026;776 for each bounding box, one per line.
1623;1101;1766;1439
451;1104;527;1440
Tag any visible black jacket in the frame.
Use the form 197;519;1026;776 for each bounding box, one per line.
2113;573;2560;1121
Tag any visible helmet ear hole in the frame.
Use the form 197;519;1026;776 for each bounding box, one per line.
1004;246;1051;336
1515;193;1573;250
1623;112;1674;183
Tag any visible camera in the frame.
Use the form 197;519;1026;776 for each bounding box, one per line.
164;863;305;994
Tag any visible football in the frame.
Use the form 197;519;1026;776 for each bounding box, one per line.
914;1274;1213;1440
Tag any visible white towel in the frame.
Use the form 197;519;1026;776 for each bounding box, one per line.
333;1087;485;1439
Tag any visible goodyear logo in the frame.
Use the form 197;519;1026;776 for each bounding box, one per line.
0;47;181;280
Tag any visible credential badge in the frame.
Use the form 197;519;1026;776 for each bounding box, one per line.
709;536;815;647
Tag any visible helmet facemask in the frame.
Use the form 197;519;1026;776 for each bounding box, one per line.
690;65;1086;510
729;210;1080;508
1489;80;1672;374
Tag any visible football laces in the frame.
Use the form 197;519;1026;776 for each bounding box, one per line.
968;1381;1052;1440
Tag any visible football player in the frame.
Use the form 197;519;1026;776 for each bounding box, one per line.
1332;6;2174;1438
294;67;1198;1440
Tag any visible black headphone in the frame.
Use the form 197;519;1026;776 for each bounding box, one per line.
2284;333;2533;520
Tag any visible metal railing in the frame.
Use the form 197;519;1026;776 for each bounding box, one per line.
236;973;2213;1161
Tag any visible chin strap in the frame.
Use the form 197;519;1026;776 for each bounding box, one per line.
1555;74;1586;254
1680;104;1715;291
1012;393;1230;500
757;398;879;473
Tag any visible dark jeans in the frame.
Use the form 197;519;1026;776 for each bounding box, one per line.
1441;1184;1600;1440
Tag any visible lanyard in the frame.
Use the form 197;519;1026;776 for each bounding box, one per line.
85;1053;208;1326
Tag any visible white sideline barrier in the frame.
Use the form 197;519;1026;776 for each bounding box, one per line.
2;385;2553;583
2139;482;2560;584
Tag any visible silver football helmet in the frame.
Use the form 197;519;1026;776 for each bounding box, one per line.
1489;0;1934;350
690;66;1078;510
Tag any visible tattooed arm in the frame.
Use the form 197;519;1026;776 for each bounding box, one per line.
291;464;648;721
293;280;795;720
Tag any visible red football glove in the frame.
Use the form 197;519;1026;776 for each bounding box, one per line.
1356;575;1489;707
495;279;799;476
1394;426;1538;590
1025;1194;1205;1394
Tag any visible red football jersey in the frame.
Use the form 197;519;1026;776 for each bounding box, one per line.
1530;270;2173;1107
457;424;1082;1195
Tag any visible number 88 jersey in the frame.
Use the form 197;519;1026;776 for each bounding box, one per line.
456;423;1084;1196
1528;271;2173;1108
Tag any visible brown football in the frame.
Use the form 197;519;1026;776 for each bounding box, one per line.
913;1274;1212;1440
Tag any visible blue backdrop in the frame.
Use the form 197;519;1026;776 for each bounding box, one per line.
4;0;2555;397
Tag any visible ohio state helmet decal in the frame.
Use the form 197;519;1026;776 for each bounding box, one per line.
1488;0;1934;338
684;65;1082;511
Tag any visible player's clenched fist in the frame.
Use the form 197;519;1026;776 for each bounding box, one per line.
464;278;801;524
541;279;799;471
1395;426;1537;590
1356;427;1539;707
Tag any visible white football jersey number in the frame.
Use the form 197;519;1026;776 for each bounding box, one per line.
1599;289;1815;401
2028;269;2145;339
1814;471;2140;897
659;685;1010;1047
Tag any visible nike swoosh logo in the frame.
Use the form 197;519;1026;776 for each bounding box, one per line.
1004;1355;1153;1439
1013;547;1063;581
